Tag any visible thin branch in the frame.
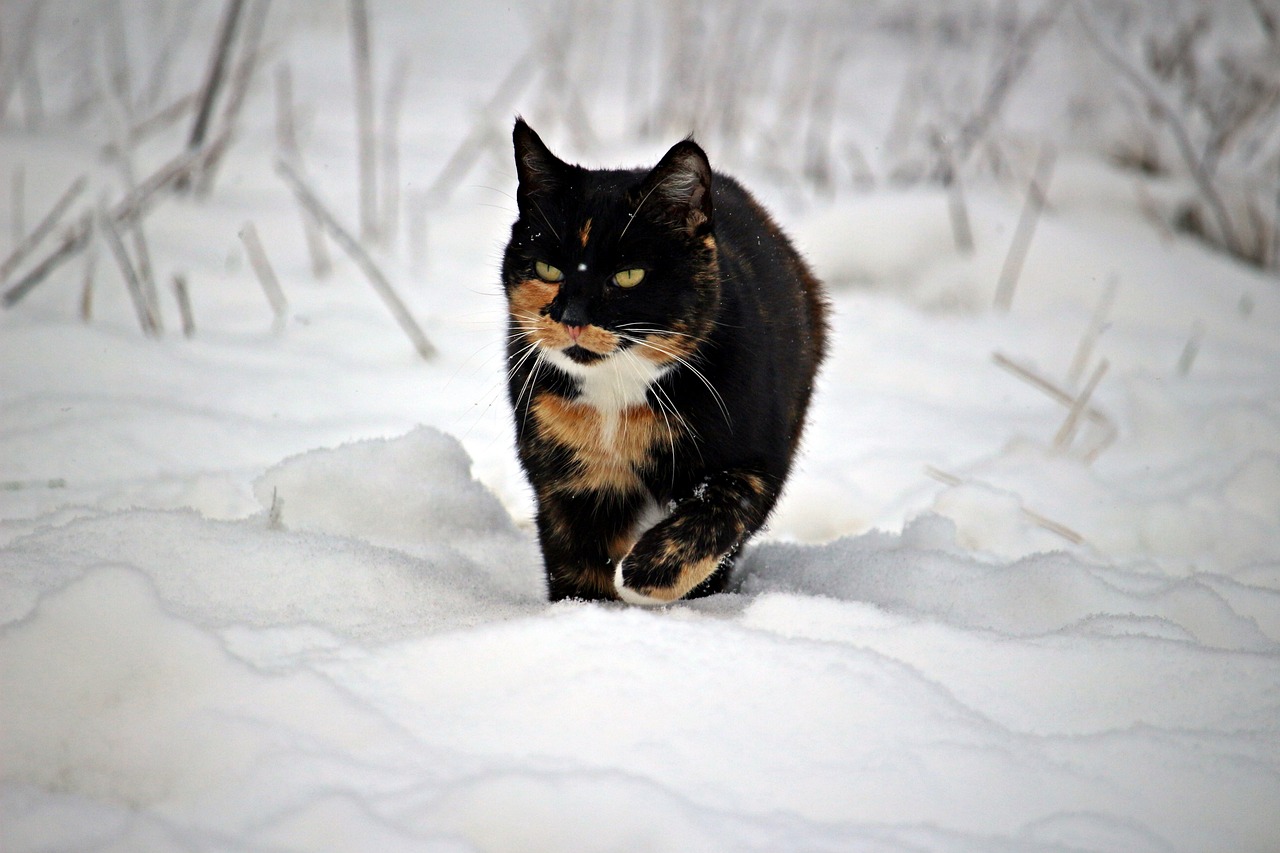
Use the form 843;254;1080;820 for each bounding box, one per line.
994;145;1056;311
0;174;87;283
380;54;411;249
349;0;378;243
80;246;97;323
98;204;160;336
274;62;331;278
187;0;246;154
1067;274;1119;387
238;221;287;331
172;273;195;338
1072;0;1243;257
1;212;93;308
992;351;1118;463
924;466;1086;546
195;0;271;196
275;158;436;359
1054;358;1109;450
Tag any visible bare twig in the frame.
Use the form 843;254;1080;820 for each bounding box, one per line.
380;54;411;249
238;221;287;331
924;466;1086;546
423;48;537;206
195;0;271;196
10;165;24;244
1073;1;1244;257
1054;358;1109;450
275;158;436;359
994;145;1055;311
1176;320;1206;377
172;274;195;337
0;175;87;283
1;212;93;308
992;351;1118;462
80;246;97;322
1067;275;1119;387
111;127;232;225
349;0;379;243
98;204;160;336
274;63;331;279
187;0;246;155
0;1;43;125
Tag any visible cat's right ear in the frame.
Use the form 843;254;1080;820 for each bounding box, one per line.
513;118;565;213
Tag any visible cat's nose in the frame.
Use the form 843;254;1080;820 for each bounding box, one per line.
564;324;584;342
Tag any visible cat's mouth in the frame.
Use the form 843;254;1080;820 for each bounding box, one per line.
562;344;609;364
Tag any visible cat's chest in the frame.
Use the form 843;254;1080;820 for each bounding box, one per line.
532;353;677;494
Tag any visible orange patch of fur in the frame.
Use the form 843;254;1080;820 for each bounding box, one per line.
508;278;620;355
532;392;668;494
578;218;592;247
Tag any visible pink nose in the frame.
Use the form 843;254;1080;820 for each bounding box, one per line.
565;324;584;342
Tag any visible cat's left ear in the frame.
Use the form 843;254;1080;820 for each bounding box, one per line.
513;117;568;213
641;139;714;236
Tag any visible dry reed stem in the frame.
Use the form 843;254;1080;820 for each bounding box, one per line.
111;128;231;225
992;351;1118;462
0;175;87;283
1177;320;1206;377
274;63;331;279
80;247;97;322
1;212;93;308
924;466;1086;546
380;54;411;249
0;0;43;125
238;221;287;331
98;205;160;336
11;166;25;244
172;274;195;338
195;0;272;196
187;0;246;156
1054;358;1109;450
349;0;379;244
275;158;436;359
424;48;537;205
1067;275;1119;387
994;145;1056;311
1073;2;1244;259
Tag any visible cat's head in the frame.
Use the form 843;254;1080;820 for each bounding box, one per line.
503;118;720;375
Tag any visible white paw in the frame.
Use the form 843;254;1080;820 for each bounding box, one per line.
613;560;668;607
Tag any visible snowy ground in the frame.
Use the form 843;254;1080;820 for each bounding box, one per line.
2;2;1279;851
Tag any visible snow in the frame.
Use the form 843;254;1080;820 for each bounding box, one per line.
2;1;1279;851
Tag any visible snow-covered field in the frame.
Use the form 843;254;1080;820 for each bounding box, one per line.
2;2;1279;850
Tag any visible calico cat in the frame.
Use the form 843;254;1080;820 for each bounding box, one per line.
503;118;827;604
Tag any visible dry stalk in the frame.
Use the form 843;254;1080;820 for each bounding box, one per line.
349;0;379;244
0;0;43;125
172;273;195;338
0;175;87;283
195;0;272;196
1067;275;1119;387
80;246;97;322
992;351;1118;462
274;63;331;279
923;466;1086;546
98;205;160;336
2;212;93;308
1054;358;1109;451
994;145;1056;311
11;165;25;244
187;0;246;157
1073;2;1244;259
1176;320;1206;377
275;158;436;359
238;221;287;331
380;54;411;249
423;48;537;206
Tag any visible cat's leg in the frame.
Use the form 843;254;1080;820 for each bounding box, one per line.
614;470;775;604
536;490;642;601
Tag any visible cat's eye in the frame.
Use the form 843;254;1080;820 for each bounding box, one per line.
535;261;563;283
613;268;646;288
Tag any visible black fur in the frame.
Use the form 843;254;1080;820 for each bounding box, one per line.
503;118;827;603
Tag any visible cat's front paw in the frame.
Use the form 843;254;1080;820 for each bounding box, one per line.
613;557;674;607
613;520;720;605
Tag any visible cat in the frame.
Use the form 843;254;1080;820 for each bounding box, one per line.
503;118;828;604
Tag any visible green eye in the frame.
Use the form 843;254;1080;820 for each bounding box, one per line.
613;268;645;288
535;261;563;283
